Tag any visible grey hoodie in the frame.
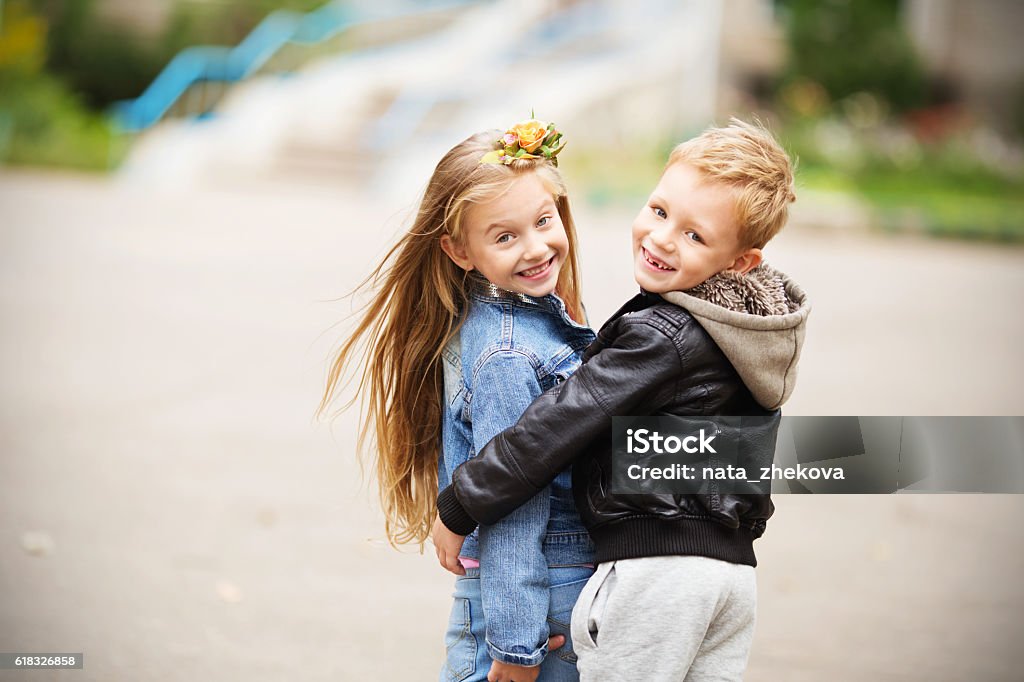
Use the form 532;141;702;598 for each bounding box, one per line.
662;263;811;410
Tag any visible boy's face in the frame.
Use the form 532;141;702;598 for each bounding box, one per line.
631;162;761;293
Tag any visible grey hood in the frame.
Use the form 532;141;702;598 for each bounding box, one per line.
660;263;810;410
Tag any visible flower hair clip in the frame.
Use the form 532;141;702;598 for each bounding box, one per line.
480;115;566;167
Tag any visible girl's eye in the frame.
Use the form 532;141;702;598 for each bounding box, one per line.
686;231;703;243
496;233;513;244
653;206;667;219
537;216;550;228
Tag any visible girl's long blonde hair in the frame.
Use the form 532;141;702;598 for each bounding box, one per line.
316;130;585;548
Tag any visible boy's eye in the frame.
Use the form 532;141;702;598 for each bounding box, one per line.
686;231;703;243
652;206;667;219
496;233;513;244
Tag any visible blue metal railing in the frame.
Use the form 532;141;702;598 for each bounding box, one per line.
111;0;476;133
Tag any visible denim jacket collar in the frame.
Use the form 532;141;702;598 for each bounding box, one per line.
467;272;589;329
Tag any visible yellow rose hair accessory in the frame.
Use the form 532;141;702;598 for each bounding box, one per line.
480;116;566;167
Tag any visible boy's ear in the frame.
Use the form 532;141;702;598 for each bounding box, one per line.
440;235;474;271
729;248;762;275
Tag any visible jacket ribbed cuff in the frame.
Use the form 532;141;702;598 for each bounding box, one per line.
437;485;478;536
486;639;547;667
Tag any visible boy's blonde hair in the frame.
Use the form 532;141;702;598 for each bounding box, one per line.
668;118;796;249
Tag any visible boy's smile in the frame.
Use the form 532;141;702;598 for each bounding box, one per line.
631;162;761;293
641;246;677;272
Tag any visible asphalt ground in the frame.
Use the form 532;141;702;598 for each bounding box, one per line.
1;171;1022;681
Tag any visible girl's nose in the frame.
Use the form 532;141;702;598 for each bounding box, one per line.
522;234;548;261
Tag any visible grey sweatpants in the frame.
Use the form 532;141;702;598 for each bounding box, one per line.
569;556;757;681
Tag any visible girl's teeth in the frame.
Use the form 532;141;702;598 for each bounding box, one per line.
521;259;550;276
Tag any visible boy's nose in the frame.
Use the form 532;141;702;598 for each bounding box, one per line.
649;225;676;251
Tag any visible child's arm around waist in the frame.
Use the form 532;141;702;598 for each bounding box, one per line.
438;315;685;535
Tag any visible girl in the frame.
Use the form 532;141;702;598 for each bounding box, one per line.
318;120;596;682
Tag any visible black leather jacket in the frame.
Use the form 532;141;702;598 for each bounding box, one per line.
438;291;778;567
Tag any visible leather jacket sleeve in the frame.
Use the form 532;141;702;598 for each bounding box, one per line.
438;316;683;534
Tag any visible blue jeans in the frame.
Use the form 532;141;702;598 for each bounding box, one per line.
440;565;594;682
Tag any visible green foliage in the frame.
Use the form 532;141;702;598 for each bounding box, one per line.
0;0;47;76
1;0;326;170
1014;82;1024;142
0;1;122;169
782;116;1021;197
781;117;1024;241
768;0;1021;240
29;0;182;108
778;0;927;113
0;72;123;170
27;0;327;110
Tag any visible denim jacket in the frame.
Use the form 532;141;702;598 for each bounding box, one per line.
438;274;596;667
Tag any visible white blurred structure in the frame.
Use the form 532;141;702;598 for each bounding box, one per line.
117;0;726;194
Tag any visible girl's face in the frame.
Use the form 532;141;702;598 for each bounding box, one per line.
442;172;569;298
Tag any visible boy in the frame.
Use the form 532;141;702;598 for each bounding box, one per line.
434;119;810;681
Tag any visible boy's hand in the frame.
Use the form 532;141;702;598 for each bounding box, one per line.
431;514;467;575
486;637;563;681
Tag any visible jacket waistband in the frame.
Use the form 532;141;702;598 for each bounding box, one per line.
587;516;759;567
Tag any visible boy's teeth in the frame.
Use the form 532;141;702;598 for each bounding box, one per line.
645;249;673;270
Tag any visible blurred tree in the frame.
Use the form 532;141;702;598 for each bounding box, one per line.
0;1;119;169
1014;81;1024;142
777;0;927;113
0;0;47;78
25;0;325;109
27;0;169;107
1;0;338;169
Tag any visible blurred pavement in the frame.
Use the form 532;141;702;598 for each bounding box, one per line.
1;170;1023;681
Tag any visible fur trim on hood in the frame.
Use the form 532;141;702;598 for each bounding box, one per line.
661;263;810;410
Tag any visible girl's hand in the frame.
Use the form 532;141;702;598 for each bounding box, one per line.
431;514;467;575
486;637;564;682
487;660;540;682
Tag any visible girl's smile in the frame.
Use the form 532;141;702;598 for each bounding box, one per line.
517;255;557;281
